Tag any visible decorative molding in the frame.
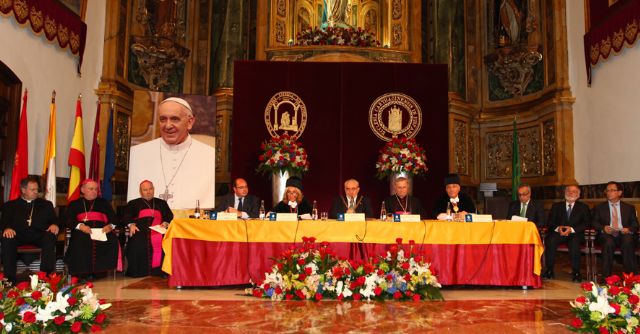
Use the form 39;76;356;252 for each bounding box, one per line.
392;0;402;20
486;125;540;179
485;47;543;97
519;126;541;177
115;113;130;171
454;120;467;175
277;0;286;17
275;19;286;43
542;118;556;175
392;24;402;46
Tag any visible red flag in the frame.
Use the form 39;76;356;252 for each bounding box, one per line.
9;90;29;200
67;96;86;202
88;102;100;182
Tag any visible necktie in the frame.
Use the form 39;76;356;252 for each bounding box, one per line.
349;198;355;209
612;203;621;229
237;198;244;212
520;203;527;217
567;203;572;219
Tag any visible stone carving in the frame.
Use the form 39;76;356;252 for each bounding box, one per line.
519;126;541;176
486;126;540;178
392;24;402;46
469;130;476;177
392;0;402;20
116;113;130;170
485;47;542;97
543;119;556;175
277;0;286;17
275;20;286;43
454;120;467;175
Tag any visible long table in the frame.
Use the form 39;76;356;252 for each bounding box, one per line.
161;219;543;288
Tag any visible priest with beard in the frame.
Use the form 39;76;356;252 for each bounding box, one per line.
64;179;120;279
123;180;173;277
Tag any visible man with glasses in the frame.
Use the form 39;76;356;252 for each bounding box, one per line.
592;181;638;278
543;185;590;282
507;184;546;227
214;178;261;218
329;179;373;219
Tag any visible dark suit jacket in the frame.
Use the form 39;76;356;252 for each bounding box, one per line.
547;201;590;234
213;194;261;218
507;199;546;227
0;198;57;233
329;195;374;219
384;195;426;219
272;198;313;216
591;201;638;233
432;192;476;218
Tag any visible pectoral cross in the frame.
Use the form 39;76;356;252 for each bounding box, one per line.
160;187;173;201
83;215;88;222
26;218;32;226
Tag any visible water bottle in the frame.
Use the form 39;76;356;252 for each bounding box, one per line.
446;202;452;222
259;200;266;220
312;200;318;220
194;200;201;219
380;201;387;221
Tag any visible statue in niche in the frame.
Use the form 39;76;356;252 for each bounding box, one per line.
388;106;402;133
322;0;352;29
499;0;524;45
365;10;377;35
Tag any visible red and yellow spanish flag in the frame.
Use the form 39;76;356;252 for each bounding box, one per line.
67;96;86;202
43;91;57;206
9;89;29;200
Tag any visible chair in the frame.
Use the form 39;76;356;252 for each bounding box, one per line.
538;227;595;281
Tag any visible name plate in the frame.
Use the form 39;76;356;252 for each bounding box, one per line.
216;212;238;221
393;214;421;222
275;213;298;221
344;213;366;222
467;214;493;222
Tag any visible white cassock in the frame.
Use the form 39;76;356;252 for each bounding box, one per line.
127;135;215;209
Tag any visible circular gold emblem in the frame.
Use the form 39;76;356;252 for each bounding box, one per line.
369;93;422;141
264;91;307;139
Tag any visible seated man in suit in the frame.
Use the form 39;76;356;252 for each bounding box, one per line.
384;177;426;219
433;173;476;220
543;185;590;281
507;184;546;227
213;178;260;218
0;177;59;284
329;179;373;219
592;181;638;278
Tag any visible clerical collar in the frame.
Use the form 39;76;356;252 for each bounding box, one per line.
449;197;460;203
21;197;33;203
160;134;192;151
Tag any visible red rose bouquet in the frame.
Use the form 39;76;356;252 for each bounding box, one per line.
375;136;428;179
257;133;310;177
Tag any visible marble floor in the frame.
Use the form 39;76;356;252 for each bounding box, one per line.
89;265;589;333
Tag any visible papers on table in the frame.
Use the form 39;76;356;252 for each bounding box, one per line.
149;225;167;234
510;215;528;222
275;213;299;221
344;213;366;222
298;214;313;220
216;212;238;221
90;228;107;241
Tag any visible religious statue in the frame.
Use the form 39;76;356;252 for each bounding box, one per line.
388;105;402;133
499;0;523;45
322;0;352;29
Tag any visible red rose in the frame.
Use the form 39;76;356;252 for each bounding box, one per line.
91;324;102;332
95;313;107;324
86;282;94;288
7;291;18;299
276;263;283;270
401;262;410;270
629;294;640;304
305;267;313;276
599;327;609;334
54;315;66;325
68;297;78;305
374;287;382;296
275;287;283;295
252;289;262;297
0;312;3;321
337;294;344;301
404;274;411;282
298;274;306;281
609;286;620;295
356;276;366;286
295;290;306;300
315;293;323;301
377;269;384;276
16;281;29;290
606;275;621;286
98;298;106;305
396;238;403;244
262;283;270;290
412;294;421;302
575;296;587;304
581;282;593;291
15;298;25;306
353;294;362;301
22;311;36;323
393;291;402;299
37;271;47;280
285;294;293;300
31;290;42;300
611;303;621;314
409;240;415;246
297;259;305;266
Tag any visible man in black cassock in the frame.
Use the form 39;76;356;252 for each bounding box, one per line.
123;180;173;277
1;177;59;283
433;173;476;220
64;179;120;278
383;177;426;219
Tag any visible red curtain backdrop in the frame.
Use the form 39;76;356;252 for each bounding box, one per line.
232;61;449;217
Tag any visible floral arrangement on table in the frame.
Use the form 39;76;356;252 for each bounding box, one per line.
295;26;380;47
568;273;640;333
0;272;111;333
375;136;428;179
247;237;443;301
257;133;310;177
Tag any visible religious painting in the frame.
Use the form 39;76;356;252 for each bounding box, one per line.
127;91;216;211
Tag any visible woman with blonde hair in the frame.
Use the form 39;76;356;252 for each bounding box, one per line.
272;177;312;215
